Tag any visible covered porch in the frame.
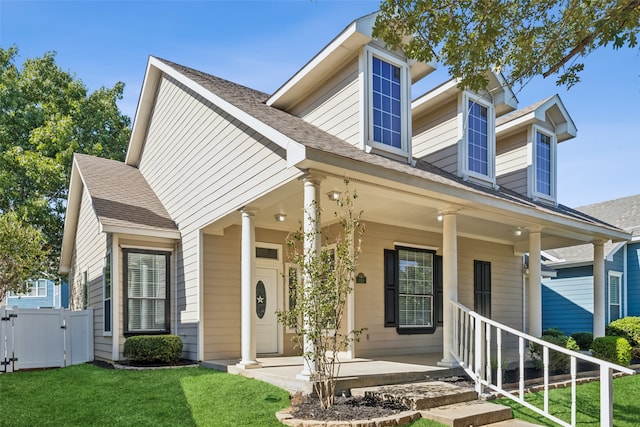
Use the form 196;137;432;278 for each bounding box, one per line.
201;353;465;394
198;167;628;373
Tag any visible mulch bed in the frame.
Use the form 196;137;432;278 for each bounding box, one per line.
288;393;408;421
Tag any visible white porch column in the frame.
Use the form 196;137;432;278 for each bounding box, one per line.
439;209;459;367
593;240;606;337
528;227;543;337
298;174;322;379
237;208;260;368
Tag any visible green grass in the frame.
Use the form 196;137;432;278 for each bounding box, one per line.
0;364;289;426
496;374;640;426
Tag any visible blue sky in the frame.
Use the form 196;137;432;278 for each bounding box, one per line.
1;0;638;207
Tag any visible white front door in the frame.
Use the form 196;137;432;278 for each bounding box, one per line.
256;266;279;354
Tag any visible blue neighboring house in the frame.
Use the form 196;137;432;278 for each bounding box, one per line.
542;194;640;335
6;278;69;309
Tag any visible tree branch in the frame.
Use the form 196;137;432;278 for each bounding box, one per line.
543;0;640;78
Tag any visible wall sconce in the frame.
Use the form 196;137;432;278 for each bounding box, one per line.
274;213;287;223
327;191;341;201
436;214;443;222
512;229;523;237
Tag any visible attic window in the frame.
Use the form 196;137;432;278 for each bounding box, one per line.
365;47;410;160
372;57;401;148
532;125;557;202
462;92;496;184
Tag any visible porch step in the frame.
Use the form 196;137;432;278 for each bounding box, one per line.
419;400;513;427
351;381;478;410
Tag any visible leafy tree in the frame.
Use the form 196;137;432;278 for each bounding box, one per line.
276;183;365;409
373;0;640;91
0;212;48;302
0;46;131;272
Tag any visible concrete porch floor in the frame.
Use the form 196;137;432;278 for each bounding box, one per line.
201;353;467;394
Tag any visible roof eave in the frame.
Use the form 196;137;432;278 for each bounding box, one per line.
100;224;181;240
58;157;84;274
126;57;307;168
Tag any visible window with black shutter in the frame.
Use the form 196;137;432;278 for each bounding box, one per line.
383;247;441;334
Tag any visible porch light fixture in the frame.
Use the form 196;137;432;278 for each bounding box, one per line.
327;191;341;201
436;214;443;222
513;229;523;237
274;213;287;223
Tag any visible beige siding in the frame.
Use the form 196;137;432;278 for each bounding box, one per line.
412;99;460;174
68;187;111;360
353;222;523;358
202;227;294;359
138;75;300;360
290;59;361;147
497;129;528;195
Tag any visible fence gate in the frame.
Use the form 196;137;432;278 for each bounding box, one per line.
0;306;93;373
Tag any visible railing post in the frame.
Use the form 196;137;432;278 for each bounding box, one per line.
497;329;502;389
519;336;525;400
571;357;577;426
475;315;482;393
543;346;549;413
601;365;613;427
485;323;492;385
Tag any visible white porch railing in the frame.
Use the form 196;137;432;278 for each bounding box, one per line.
451;301;636;427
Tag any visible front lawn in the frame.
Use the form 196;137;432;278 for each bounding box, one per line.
496;374;640;426
0;364;289;426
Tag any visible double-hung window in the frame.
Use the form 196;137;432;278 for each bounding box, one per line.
366;47;409;158
532;126;556;201
608;271;622;322
463;93;495;182
103;252;112;334
123;249;170;335
384;247;442;334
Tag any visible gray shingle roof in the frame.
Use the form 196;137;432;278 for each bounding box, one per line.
75;153;177;233
155;58;620;233
496;95;554;127
545;194;640;262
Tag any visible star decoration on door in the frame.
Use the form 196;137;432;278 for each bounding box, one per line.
257;295;265;304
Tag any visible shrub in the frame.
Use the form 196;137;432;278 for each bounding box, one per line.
530;333;580;374
123;335;183;363
542;327;566;338
606;317;640;347
632;347;640;362
591;336;632;366
570;332;594;351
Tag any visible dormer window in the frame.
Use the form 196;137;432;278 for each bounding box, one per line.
364;46;411;160
462;93;495;183
372;57;401;148
532;125;556;201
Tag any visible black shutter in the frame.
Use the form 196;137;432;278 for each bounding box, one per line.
474;260;491;318
384;249;398;327
435;255;443;326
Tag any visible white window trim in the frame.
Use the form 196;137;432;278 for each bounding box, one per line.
460;91;496;186
608;271;623;323
362;45;412;161
530;124;557;203
9;279;48;298
103;251;112;337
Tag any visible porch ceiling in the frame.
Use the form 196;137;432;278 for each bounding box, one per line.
201;175;594;252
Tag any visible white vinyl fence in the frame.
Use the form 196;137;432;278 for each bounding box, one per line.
0;307;93;372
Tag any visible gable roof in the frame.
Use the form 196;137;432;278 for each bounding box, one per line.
124;58;629;247
266;12;436;110
545;194;640;265
59;154;179;273
496;94;577;142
